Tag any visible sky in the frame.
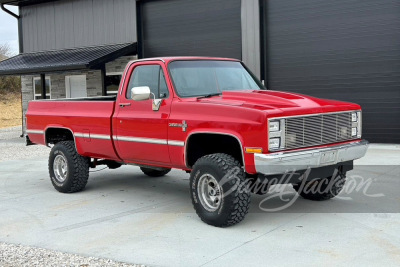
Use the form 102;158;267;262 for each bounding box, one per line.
0;5;19;56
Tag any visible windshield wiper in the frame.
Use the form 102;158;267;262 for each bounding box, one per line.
197;93;222;99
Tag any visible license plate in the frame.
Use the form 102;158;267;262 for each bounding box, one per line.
320;150;338;164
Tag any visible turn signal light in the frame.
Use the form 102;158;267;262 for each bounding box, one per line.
245;147;263;154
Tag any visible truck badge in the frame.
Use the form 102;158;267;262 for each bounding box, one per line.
169;120;188;132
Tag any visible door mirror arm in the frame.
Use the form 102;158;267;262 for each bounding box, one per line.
130;86;163;111
150;92;163;111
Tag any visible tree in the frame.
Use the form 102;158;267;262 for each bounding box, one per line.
0;43;20;94
0;43;11;61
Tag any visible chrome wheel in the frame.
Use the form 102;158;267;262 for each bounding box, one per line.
53;154;68;183
197;174;222;212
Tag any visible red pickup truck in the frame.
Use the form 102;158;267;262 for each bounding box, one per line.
26;57;368;227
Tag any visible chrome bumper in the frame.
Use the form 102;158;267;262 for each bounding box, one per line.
254;140;369;175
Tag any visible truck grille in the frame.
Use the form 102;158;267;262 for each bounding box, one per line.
284;112;355;150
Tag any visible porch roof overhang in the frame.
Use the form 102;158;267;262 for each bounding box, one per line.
0;0;60;7
0;43;137;76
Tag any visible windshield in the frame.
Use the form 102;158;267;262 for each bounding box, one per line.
168;60;263;97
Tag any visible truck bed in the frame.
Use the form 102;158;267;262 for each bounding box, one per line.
26;99;119;160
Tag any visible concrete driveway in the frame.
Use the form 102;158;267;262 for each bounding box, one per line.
1;130;400;266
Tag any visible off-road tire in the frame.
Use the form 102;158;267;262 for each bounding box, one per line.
293;173;346;201
190;153;251;227
49;141;90;193
140;167;171;177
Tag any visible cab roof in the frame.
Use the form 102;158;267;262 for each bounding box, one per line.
130;57;241;64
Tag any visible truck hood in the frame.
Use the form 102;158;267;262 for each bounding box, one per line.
195;90;360;115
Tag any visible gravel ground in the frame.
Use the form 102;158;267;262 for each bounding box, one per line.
0;126;146;267
0;126;49;162
0;243;145;267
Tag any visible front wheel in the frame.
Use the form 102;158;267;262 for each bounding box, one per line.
190;153;251;227
48;141;89;193
292;173;346;201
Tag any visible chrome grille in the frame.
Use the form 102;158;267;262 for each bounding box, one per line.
284;112;355;150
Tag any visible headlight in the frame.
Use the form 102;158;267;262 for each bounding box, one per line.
352;127;358;136
351;111;362;138
268;119;285;151
351;112;358;122
269;121;280;132
269;138;280;149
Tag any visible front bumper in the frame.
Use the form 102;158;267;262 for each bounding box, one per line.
254;140;369;175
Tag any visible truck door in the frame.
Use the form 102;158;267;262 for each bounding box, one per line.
113;62;172;165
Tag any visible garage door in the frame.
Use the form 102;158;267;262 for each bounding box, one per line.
138;0;241;59
263;0;400;143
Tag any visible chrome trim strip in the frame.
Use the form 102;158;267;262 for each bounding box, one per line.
357;111;362;138
268;110;361;120
130;58;166;64
168;140;185;147
74;133;111;140
26;129;44;134
280;118;286;148
254;140;369;175
114;136;168;145
34;96;116;102
114;135;185;146
88;134;111;140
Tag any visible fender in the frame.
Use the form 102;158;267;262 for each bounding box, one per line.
44;125;82;154
184;129;249;171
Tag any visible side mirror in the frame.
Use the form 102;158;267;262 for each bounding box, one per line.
131;86;151;101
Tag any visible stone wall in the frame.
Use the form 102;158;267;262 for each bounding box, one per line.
21;75;34;130
85;70;102;97
50;73;67;99
106;56;136;74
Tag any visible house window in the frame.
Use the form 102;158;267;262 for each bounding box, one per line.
33;77;51;100
105;73;122;95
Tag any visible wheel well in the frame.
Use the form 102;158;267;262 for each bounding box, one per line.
46;128;74;145
186;133;243;168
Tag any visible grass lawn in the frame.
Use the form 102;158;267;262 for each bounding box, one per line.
0;92;22;128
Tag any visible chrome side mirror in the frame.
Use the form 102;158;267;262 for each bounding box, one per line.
131;86;151;101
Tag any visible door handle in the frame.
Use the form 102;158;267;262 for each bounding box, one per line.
119;103;131;107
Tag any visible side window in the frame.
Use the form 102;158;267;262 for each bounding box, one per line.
126;65;169;99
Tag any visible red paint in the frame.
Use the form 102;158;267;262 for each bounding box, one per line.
26;57;362;174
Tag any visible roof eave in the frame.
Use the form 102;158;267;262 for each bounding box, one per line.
0;0;60;7
0;64;89;76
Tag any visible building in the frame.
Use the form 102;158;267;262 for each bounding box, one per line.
0;0;399;143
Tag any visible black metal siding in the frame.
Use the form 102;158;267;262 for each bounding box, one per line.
139;0;242;59
264;0;400;143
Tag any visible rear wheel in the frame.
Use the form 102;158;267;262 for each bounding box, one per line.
48;141;89;193
190;153;251;227
293;173;346;201
140;167;171;177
